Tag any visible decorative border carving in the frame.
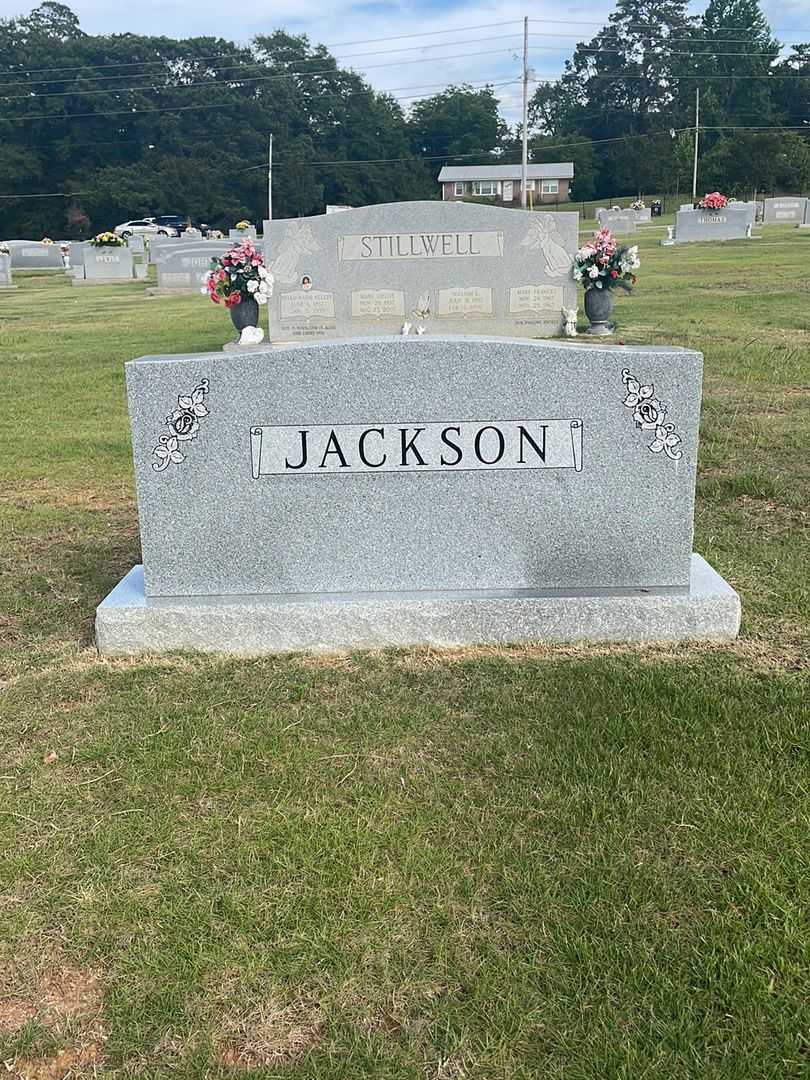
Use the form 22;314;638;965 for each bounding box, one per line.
152;378;210;471
621;368;683;461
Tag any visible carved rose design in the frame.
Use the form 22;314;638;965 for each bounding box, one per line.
649;423;683;460
167;408;199;441
621;368;683;463
152;379;210;471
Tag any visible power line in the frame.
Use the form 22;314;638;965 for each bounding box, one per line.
0;34;526;94
529;16;810;33
0;36;527;100
0;20;521;80
2;36;796;98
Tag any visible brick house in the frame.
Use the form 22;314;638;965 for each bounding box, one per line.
438;163;574;205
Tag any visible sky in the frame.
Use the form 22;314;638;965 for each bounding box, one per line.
1;0;809;124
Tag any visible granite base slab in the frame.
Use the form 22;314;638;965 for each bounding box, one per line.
72;277;136;286
96;554;740;656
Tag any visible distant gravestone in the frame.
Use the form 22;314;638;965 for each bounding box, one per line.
262;201;578;340
632;207;652;223
96;336;741;653
596;209;636;235
229;227;257;240
763;197;807;224
674;207;751;243
127;234;146;254
800;201;810;229
0;253;14;288
152;240;232;293
69;242;88;269
148;236;187;264
75;246;135;284
8;241;65;270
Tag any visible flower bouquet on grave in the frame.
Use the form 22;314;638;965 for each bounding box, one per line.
41;236;54;244
631;199;646;210
698;192;728;210
203;238;273;345
0;243;9;256
89;231;125;247
572;227;640;336
234;220;252;232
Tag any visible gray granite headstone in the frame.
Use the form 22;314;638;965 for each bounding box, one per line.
83;246;134;280
596;210;636;235
69;242;88;268
124;337;702;599
229;227;257;240
262;201;578;340
674;207;751;243
153;241;232;291
148;236;187;264
0;253;13;287
7;240;65;269
127;234;146;254
633;207;652;223
763;197;807;224
800;201;810;229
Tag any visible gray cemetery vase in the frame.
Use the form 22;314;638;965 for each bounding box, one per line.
230;296;260;333
584;287;614;335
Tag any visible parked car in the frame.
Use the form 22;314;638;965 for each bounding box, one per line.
154;215;210;237
113;218;177;239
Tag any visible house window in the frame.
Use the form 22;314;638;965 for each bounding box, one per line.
454;182;464;196
541;179;559;194
472;180;498;196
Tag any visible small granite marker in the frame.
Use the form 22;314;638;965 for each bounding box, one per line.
0;253;14;288
262;201;578;340
96;336;740;654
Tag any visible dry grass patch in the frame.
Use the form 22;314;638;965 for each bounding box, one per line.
213;992;326;1070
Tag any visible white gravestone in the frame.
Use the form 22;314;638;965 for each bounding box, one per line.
96;337;740;654
0;254;14;288
262;201;577;340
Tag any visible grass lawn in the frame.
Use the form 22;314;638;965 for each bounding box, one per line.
0;227;808;1079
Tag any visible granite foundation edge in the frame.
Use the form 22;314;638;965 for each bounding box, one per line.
95;554;741;656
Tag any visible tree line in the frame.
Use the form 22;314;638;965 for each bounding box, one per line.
0;0;807;238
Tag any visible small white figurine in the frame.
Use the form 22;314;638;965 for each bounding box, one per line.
400;322;412;335
562;307;578;337
239;325;265;346
415;325;426;335
666;225;675;241
745;223;753;239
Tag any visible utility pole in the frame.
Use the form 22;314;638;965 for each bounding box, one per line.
521;16;529;209
691;88;700;206
267;134;273;223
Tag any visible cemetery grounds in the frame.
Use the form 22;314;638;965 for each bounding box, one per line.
0;225;808;1079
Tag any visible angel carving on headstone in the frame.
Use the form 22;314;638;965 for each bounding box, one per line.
270;220;319;281
521;215;573;278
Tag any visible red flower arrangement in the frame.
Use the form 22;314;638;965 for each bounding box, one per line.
699;192;728;210
203;238;273;307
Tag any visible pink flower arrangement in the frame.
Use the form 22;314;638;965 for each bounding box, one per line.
573;227;640;291
700;191;728;210
203;238;273;307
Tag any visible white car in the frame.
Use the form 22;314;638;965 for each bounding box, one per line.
113;218;178;239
